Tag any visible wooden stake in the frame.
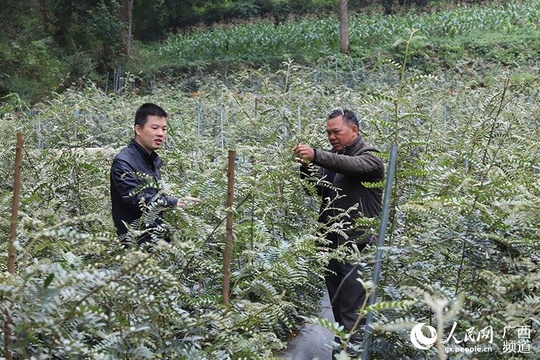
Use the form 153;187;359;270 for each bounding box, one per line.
5;132;23;360
222;150;235;305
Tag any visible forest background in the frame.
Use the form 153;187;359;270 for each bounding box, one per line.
1;0;526;103
1;0;539;359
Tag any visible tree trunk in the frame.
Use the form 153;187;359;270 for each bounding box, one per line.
118;0;134;58
382;0;393;15
339;0;349;54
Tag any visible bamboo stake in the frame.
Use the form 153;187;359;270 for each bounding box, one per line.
5;132;24;360
222;150;236;305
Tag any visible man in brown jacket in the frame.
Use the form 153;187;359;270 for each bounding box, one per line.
293;108;384;350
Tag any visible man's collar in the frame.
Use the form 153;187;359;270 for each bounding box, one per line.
130;139;158;162
342;135;364;154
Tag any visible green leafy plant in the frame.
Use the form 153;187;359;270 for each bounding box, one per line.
1;32;539;358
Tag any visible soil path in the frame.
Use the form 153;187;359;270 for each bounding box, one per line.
277;292;335;360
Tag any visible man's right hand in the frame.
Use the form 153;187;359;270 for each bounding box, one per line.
293;143;315;166
177;196;200;208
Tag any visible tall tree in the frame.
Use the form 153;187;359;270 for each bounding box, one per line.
118;0;134;58
339;0;349;54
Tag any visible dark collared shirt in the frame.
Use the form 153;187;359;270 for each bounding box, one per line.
110;140;177;238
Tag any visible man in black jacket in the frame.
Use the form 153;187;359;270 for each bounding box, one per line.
293;108;384;350
110;103;196;245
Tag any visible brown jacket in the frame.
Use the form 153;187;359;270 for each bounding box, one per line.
301;136;384;247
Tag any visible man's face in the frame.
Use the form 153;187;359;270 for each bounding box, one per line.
326;115;358;152
135;115;167;153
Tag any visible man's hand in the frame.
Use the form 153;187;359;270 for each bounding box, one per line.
177;196;200;208
293;143;315;166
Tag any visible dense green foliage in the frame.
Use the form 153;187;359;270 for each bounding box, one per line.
1;30;539;357
1;0;534;103
150;0;540;74
0;0;381;102
0;0;126;102
0;83;329;357
0;0;539;358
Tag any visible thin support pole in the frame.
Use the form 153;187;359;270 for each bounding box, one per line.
5;132;24;360
222;150;236;305
196;98;202;142
220;107;225;149
362;145;398;360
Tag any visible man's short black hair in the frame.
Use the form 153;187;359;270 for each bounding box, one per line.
135;103;168;128
328;107;359;129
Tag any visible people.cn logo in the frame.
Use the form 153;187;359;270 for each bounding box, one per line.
410;323;438;350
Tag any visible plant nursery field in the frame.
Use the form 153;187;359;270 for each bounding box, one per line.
1;6;539;360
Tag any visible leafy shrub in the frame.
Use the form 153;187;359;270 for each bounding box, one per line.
1;32;539;357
